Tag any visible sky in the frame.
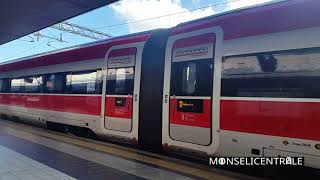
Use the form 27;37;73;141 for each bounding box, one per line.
0;0;273;63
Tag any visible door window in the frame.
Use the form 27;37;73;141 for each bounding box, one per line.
107;67;134;95
171;59;213;96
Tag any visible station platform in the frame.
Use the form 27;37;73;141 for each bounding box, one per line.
0;119;249;180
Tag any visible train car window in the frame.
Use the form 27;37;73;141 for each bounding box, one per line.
171;59;212;96
10;78;25;93
67;71;98;94
44;73;67;93
106;67;134;95
0;79;9;93
0;79;3;93
221;48;320;98
25;76;43;93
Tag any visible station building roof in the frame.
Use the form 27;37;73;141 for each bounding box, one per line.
0;0;118;45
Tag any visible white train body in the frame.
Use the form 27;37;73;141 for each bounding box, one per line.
1;0;320;169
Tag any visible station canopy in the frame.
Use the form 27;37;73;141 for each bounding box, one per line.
0;0;118;45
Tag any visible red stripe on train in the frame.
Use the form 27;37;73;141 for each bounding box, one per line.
220;100;320;141
105;96;132;119
173;33;215;49
170;99;211;128
109;47;137;57
0;94;101;116
171;0;320;40
0;34;149;73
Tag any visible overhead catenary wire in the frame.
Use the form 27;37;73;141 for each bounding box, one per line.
93;0;246;30
2;0;274;62
3;33;67;62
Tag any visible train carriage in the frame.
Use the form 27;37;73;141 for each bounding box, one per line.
161;0;320;168
0;32;151;143
1;0;320;169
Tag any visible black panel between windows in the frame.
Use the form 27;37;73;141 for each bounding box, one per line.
221;48;320;98
96;70;103;94
170;59;213;96
0;79;9;93
177;99;204;113
44;73;68;94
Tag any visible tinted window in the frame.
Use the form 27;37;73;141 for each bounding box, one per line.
67;71;99;94
106;67;134;95
95;70;103;94
171;59;213;96
10;78;24;93
221;48;320;98
25;76;43;93
45;73;67;93
0;79;4;93
0;79;9;93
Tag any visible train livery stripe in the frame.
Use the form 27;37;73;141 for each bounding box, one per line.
109;47;137;57
171;0;320;40
220;99;320;141
170;99;211;128
0;94;101;116
0;34;149;73
172;33;215;49
105;96;132;119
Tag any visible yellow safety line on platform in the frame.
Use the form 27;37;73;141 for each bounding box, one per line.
0;120;246;180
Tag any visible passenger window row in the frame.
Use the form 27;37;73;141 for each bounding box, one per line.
0;70;103;94
2;47;319;98
221;48;320;98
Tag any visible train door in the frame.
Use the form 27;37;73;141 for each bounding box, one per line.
104;46;141;138
162;28;223;155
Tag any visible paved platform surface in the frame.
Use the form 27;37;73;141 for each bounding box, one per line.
0;120;247;180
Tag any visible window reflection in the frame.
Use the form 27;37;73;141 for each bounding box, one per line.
67;71;97;94
171;59;213;96
223;49;320;78
107;67;134;95
45;74;65;93
222;48;320;98
25;76;43;93
10;78;24;93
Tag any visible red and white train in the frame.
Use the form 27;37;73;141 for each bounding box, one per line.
1;0;320;168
